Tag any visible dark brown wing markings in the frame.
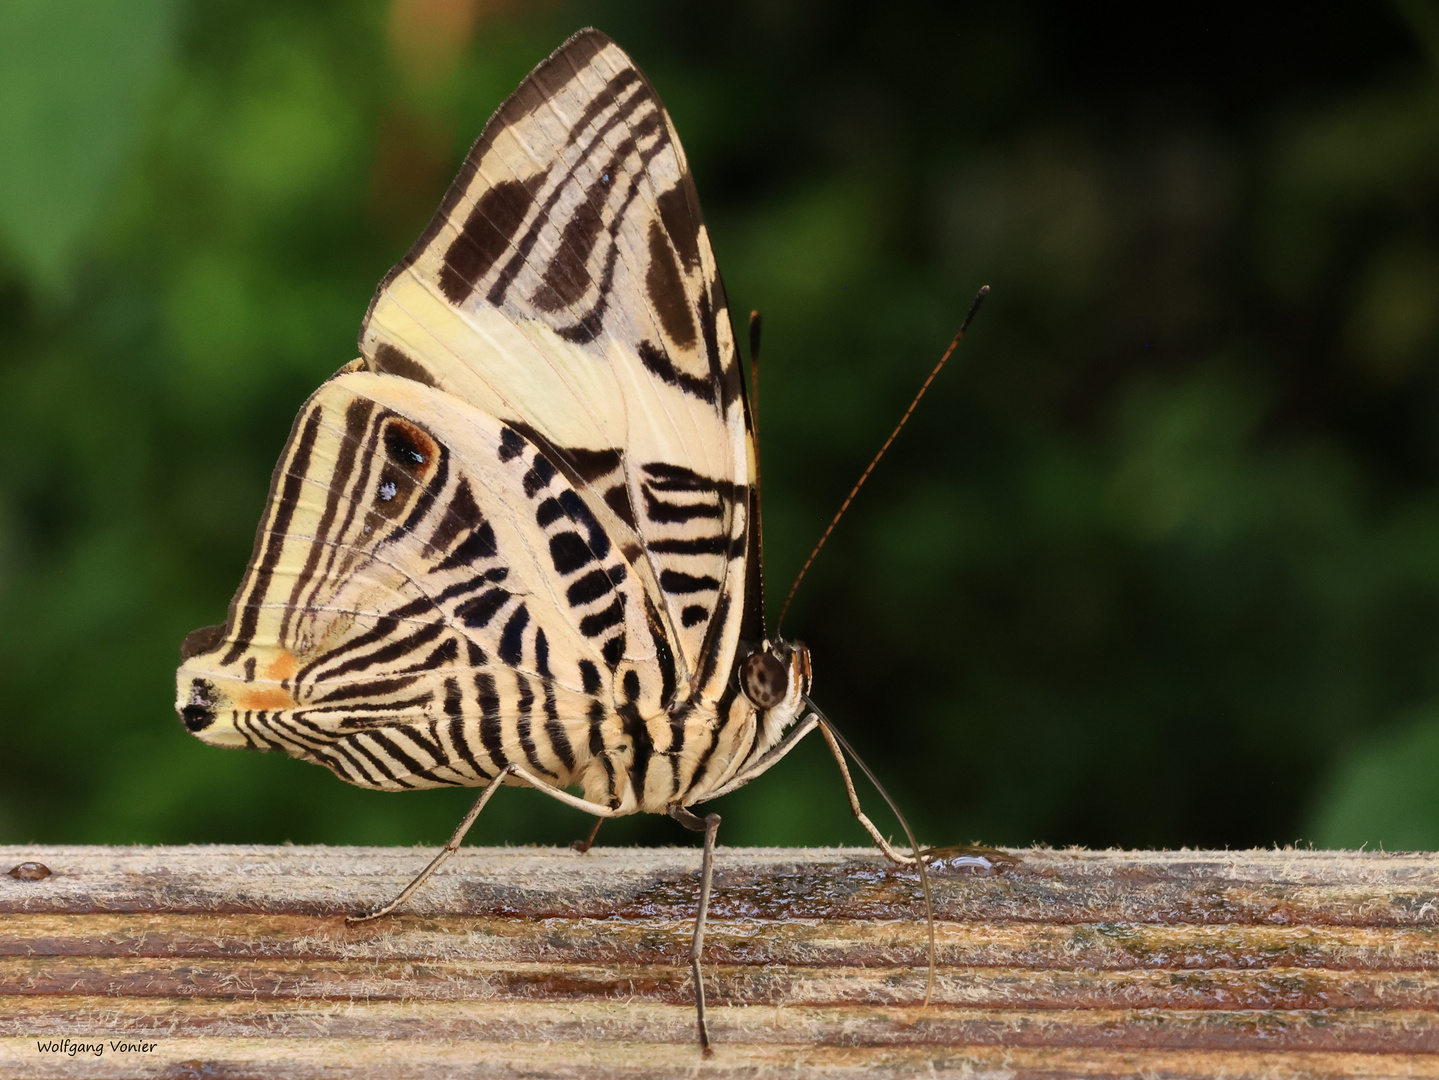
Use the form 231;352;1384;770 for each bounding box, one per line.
222;406;324;665
360;28;610;331
483;72;654;311
514;672;562;781
279;396;373;643
541;676;576;772
618;669;653;804
561;64;641;150
637;340;715;404
498;604;530;666
345;733;421;789
371;343;438;386
439;178;539;306
502;420;638;538
655;181;701;271
423;478;481;560
476;670;507;770
697;286;740;412
535;115;671;345
530;174;608;313
643;593;678;706
645;220;697;349
496;28;611;136
312;675;422;704
298;402;388;623
586;697;618;807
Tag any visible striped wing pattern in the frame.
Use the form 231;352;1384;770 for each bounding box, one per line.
174;30;794;815
359;29;756;681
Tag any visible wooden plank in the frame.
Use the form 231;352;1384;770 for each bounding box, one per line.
2;845;1439;1077
7;913;1439;969
5;996;1439;1049
5;1037;1439;1080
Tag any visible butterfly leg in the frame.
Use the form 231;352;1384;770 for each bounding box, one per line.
347;764;618;924
817;724;923;866
571;817;604;853
669;804;721;1056
817;719;939;1006
347;764;523;924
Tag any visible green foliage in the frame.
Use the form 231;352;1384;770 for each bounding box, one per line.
0;0;179;293
4;1;1439;852
1312;707;1439;850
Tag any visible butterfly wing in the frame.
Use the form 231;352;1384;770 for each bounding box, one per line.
358;29;760;690
177;371;696;810
177;30;772;813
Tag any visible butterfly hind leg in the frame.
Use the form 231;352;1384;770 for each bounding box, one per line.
669;804;721;1056
347;763;618;924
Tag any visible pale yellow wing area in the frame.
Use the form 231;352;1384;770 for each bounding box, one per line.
358;28;756;693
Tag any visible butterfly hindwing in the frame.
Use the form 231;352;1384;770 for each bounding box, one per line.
183;371;703;810
358;29;757;690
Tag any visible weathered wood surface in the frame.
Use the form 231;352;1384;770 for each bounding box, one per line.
3;845;1439;1078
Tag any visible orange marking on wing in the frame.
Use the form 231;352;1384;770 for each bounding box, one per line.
238;688;295;710
263;650;299;681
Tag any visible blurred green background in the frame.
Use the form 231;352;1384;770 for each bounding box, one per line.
5;0;1439;852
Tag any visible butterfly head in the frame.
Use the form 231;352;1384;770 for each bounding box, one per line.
739;638;812;755
739;638;811;714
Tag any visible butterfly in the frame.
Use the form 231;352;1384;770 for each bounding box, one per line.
174;27;942;1052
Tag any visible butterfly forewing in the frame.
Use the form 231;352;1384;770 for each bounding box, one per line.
359;30;755;685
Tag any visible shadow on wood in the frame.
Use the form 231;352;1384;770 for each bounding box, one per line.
2;845;1438;1077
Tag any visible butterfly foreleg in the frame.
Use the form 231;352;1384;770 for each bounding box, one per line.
814;714;939;1006
347;764;620;924
817;724;922;866
668;804;721;1056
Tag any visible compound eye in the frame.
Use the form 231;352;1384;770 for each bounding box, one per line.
740;651;788;709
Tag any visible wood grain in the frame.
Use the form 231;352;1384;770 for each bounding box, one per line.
2;845;1438;1077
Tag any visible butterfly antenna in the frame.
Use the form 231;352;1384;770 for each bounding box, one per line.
776;286;990;633
748;311;767;637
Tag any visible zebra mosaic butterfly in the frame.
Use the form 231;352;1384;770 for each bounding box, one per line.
175;28;938;1051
